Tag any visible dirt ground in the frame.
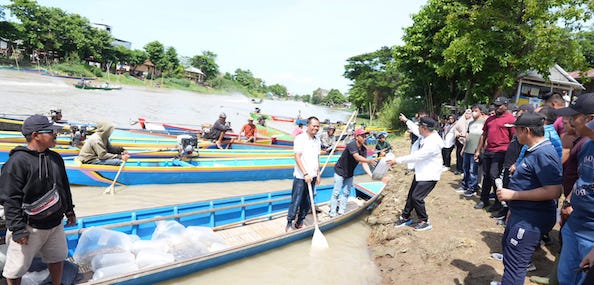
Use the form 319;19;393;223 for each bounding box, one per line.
366;136;558;285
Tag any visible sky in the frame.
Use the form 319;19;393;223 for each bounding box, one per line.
4;0;427;95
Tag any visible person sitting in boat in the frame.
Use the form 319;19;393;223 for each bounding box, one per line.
375;133;392;157
319;124;337;154
240;118;257;143
50;109;63;123
208;113;233;149
77;121;129;165
101;82;110;88
257;115;266;126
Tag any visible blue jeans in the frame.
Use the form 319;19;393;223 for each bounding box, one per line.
461;152;478;190
287;177;315;225
329;173;353;215
558;225;594;285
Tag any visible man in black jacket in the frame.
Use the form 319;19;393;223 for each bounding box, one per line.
0;115;76;285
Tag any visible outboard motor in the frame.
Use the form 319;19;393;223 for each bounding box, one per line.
176;134;198;158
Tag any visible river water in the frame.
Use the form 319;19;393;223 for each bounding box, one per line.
0;70;381;285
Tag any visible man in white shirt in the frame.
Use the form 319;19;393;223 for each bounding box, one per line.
286;116;321;231
390;117;444;231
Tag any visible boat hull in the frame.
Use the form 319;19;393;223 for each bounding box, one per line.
64;156;362;186
64;182;385;284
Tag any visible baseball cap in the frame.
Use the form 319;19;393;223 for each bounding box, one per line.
419;117;437;130
354;128;369;136
519;103;535;112
219;112;227;118
493;96;510;106
555;93;594;116
505;112;545;128
21;115;62;135
327;124;336;130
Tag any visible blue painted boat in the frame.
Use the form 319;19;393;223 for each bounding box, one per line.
63;181;385;284
65;155;363;186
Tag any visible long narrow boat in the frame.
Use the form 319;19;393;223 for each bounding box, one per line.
74;84;122;90
63;181;385;284
65;155;361;186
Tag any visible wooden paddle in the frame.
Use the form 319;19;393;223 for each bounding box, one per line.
104;161;125;195
306;181;328;250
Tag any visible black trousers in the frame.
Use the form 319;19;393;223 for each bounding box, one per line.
442;146;454;167
480;151;506;204
455;139;464;172
402;177;438;222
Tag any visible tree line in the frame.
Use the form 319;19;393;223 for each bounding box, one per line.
0;0;347;103
345;0;594;127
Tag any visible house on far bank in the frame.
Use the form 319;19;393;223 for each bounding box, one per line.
134;60;156;79
183;67;205;84
514;64;584;107
568;69;594;94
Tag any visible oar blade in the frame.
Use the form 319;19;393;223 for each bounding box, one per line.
311;225;329;250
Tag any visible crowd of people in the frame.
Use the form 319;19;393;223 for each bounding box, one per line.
396;92;594;284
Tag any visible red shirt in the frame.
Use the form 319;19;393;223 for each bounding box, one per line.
483;112;516;153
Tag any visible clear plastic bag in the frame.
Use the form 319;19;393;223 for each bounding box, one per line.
73;227;133;265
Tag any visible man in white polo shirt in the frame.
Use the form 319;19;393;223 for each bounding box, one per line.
286;116;321;231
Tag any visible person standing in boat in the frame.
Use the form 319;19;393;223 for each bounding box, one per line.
77;121;129;165
239;118;257;143
0;115;76;285
328;128;376;217
286;116;321;231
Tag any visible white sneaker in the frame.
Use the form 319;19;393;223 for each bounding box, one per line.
454;187;466;193
441;166;450;172
490;253;503;261
490;282;501;285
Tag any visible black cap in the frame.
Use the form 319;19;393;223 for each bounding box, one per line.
518;103;535;112
506;112;545;128
21;115;62;135
493;96;509;106
555;93;594;116
419;117;437;130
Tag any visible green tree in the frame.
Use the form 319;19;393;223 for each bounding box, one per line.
267;83;287;97
577;29;594;68
344;46;399;116
190;51;219;80
396;0;593;114
323;89;346;105
144;40;164;76
161;46;180;76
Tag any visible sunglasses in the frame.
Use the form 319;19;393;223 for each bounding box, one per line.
37;129;56;134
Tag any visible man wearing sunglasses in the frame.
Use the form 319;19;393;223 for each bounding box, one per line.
0;115;76;285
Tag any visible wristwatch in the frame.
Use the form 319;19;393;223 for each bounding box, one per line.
562;200;571;208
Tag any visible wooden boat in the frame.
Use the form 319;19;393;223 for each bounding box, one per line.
74;83;122;90
136;118;274;143
64;155;361;186
63;181;385;284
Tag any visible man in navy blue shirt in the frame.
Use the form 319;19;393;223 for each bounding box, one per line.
495;112;562;285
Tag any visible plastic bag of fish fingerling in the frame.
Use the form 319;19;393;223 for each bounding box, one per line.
151;220;187;241
184;226;226;247
132;239;170;255
73;227;133;265
135;250;175;269
92;262;139;281
372;153;395;180
91;252;136;272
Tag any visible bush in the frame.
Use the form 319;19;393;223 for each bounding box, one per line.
378;96;424;130
52;62;96;77
164;77;192;88
87;65;104;77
